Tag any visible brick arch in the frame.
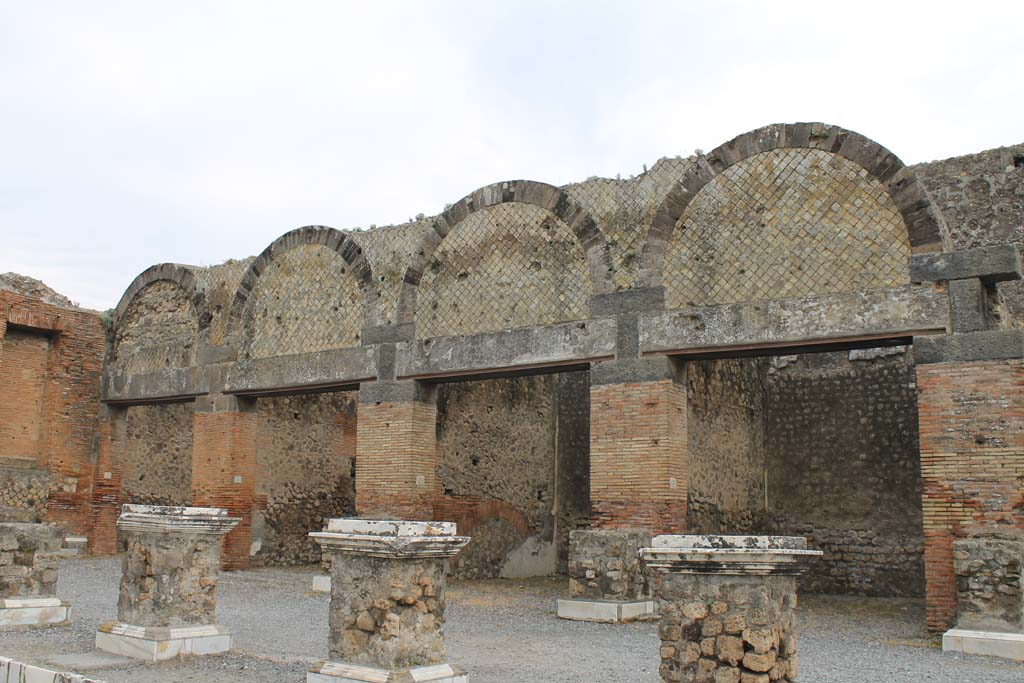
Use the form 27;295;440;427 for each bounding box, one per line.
395;180;614;326
225;225;378;348
113;263;209;335
110;264;208;371
444;498;531;538
640;122;949;289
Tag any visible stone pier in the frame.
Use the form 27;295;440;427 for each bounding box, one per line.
943;532;1024;661
641;535;820;683
558;528;655;622
0;520;69;629
308;519;470;683
95;504;240;661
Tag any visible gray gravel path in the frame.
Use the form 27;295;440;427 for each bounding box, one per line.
1;557;1022;682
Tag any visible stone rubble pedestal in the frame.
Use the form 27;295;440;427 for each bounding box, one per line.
641;535;821;683
942;533;1024;662
95;504;240;661
309;519;470;683
558;528;655;623
0;521;70;629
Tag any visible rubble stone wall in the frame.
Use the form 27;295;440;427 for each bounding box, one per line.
117;530;221;627
253;392;356;565
764;349;924;597
655;571;799;682
686;358;768;534
327;552;448;669
121;403;193;507
0;522;63;599
953;533;1024;632
567;529;651;601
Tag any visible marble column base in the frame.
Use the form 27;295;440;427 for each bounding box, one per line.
0;656;99;683
312;574;331;593
0;597;71;629
556;598;656;623
943;628;1024;661
95;621;232;661
308;661;468;682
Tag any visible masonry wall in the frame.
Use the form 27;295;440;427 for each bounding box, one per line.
120;403;193;506
435;372;589;578
0;277;104;536
916;359;1024;631
764;349;924;597
686;358;768;534
253;392;356;565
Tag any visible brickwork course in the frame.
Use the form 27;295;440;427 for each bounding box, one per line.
3;123;1023;635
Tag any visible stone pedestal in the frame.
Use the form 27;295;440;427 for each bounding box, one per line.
558;528;655;623
641;535;820;683
308;519;470;683
943;533;1024;661
95;504;240;661
0;521;70;629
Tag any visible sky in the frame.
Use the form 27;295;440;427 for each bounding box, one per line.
1;1;1022;310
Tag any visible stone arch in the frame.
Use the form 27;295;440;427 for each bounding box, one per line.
641;123;949;296
226;226;378;359
396;180;614;335
110;264;208;374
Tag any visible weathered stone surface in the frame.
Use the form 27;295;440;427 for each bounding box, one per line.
644;536;817;683
396;318;616;380
913;329;1024;364
0;522;62;598
909;244;1022;283
114;505;238;628
224;345;376;395
311;519;469;675
640;285;947;354
953;533;1024;632
567;529;651;602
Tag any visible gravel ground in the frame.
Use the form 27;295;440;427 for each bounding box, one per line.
2;557;1022;682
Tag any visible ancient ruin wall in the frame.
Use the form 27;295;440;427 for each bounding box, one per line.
686;358;769;534
253;392;356;565
121;403;194;506
764;349;924;597
912;145;1024;251
436;373;590;578
113;280;197;374
0;275;104;535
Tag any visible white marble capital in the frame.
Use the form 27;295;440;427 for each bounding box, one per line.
640;535;821;575
310;519;469;559
116;504;241;536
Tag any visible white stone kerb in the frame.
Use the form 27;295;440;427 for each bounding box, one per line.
311;519;469;559
115;504;241;537
641;534;822;575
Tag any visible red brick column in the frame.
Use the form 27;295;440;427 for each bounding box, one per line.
355;381;437;520
589;358;688;534
917;358;1024;631
89;405;127;555
191;395;258;570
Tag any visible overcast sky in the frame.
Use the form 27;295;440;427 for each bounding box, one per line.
1;1;1021;310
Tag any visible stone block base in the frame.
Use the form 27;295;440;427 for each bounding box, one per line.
943;628;1024;661
312;574;331;593
556;598;656;623
0;656;100;683
308;661;467;682
95;621;232;661
0;597;70;628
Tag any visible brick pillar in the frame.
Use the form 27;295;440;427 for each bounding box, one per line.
589;357;688;534
89;405;127;555
191;395;258;570
916;355;1024;632
355;381;437;520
